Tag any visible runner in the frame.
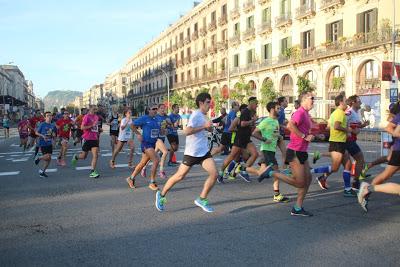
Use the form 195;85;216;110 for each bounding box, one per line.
142;104;170;179
258;91;316;216
108;107;120;152
210;101;239;156
71;106;101;178
313;94;357;197
2;114;10;138
345;95;370;189
55;110;73;166
29;110;45;157
246;101;289;203
155;92;218;212
167;104;181;166
218;97;259;183
73;108;86;146
34;112;57;178
357;102;400;212
18;115;30;151
109;109;133;168
126;103;161;191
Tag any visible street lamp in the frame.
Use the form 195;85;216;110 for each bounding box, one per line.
159;68;170;113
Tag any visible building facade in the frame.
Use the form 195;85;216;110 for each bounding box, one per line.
118;0;399;127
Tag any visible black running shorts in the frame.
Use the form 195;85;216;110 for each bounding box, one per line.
182;152;212;167
286;148;308;165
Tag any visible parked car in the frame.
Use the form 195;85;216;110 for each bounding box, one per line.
284;117;329;141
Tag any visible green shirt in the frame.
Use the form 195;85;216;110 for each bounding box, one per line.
257;117;279;152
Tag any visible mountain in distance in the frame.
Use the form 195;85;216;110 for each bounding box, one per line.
43;90;82;110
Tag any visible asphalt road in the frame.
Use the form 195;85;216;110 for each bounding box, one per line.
1;127;399;266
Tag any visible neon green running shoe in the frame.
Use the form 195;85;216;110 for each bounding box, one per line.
273;193;290;203
313;151;321;164
71;154;78;168
89;170;100;178
360;164;369;180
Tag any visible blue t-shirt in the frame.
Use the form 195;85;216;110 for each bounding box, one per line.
278;107;286;135
134;115;160;144
392;113;400;151
224;110;237;133
37;122;57;147
168;113;181;135
156;114;169;138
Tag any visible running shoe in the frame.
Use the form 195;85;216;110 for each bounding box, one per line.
360;164;369;180
257;166;273;182
141;167;147;178
71;154;78;168
313;151;321;164
34;157;40;165
357;182;370;212
61;159;67;167
148;182;159;191
316;175;328;190
238;171;251;182
155;191;166;212
57;158;62;166
273;193;290;203
344;188;357;197
167;161;175;167
109;160;116;169
217;171;225;184
159;170;167;179
39;170;48;178
89;170;100;178
291;207;313;217
126;177;136;189
194;198;214;213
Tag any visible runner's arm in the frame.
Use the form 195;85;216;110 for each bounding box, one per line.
393;124;400;138
251;128;268;142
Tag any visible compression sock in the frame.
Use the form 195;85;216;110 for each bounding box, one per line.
343;170;352;190
227;161;236;173
311;165;331;174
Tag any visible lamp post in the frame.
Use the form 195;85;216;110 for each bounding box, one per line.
390;0;398;102
159;68;170;113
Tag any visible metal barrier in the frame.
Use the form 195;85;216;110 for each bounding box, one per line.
357;129;385;160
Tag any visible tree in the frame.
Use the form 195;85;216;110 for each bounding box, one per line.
297;76;315;95
137;101;144;114
199;87;210;94
170;91;184;106
183;92;196;109
65;105;76;114
212;92;227;114
52;107;58;114
260;79;279;106
332;77;344;91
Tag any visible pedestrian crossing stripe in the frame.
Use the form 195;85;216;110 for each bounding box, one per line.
46;168;58;173
76;166;92;170
12;158;29;162
0;171;20;176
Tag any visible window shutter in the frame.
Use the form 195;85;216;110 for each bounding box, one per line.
356;13;363;33
288;0;291;15
300;32;304;49
371;8;378;31
268;43;272;59
338;20;343;38
261;45;266;59
326;23;331;42
310;29;315;48
288;36;292;48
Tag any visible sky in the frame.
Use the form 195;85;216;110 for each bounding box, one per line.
0;0;198;98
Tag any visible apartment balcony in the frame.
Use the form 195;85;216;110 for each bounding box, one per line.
257;21;272;35
229;34;241;46
191;53;199;62
275;13;292;28
176;59;183;68
208;21;217;32
208;45;217;55
258;0;271;5
242;27;256;41
184;36;191;45
296;0;316;20
300;47;316;59
199;27;207;37
320;0;345;11
218;15;228;27
178;40;184;48
217;41;228;51
199;49;208;58
192;31;199;41
357;78;381;95
230;7;240;20
243;0;255;13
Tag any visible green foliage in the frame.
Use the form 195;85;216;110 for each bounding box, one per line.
332;77;344;91
183;92;196;109
199;87;210;94
65;105;76;114
137;101;144;113
296;76;315;95
170;91;184;106
231;76;253;102
52;107;58;114
260;79;278;106
212;92;227;114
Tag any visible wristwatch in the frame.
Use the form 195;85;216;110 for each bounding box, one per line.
301;133;306;139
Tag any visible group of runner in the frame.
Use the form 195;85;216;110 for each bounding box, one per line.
17;91;400;215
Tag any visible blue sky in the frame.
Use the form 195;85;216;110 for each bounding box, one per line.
0;0;198;97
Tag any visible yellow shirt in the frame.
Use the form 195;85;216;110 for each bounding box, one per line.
329;108;347;142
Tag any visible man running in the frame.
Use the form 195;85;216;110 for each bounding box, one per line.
74;108;86;146
18;115;30;151
167;104;181;166
246;101;289;203
126;103;161;191
259;92;316;216
28;110;44;156
71;105;101;178
34;112;57;178
108;108;120;153
55;110;73;166
155;92;217;212
218;97;259;183
211;101;239;156
313;94;357;197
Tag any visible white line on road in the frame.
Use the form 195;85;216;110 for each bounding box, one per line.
10;144;20;147
46;168;58;173
12;158;29;162
76;166;92;170
0;171;20;176
115;164;128;168
102;153;113;157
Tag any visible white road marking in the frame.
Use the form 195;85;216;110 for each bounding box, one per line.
10;144;20;147
12;158;29;162
46;168;58;173
76;166;92;170
102;153;113;157
0;171;20;176
115;164;128;168
0;151;25;155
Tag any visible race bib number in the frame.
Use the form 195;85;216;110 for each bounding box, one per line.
91;125;99;133
111;119;119;130
124;127;132;139
151;129;159;138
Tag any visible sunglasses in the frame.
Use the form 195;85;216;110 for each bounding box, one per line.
307;96;315;101
151;107;158;111
205;100;211;104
